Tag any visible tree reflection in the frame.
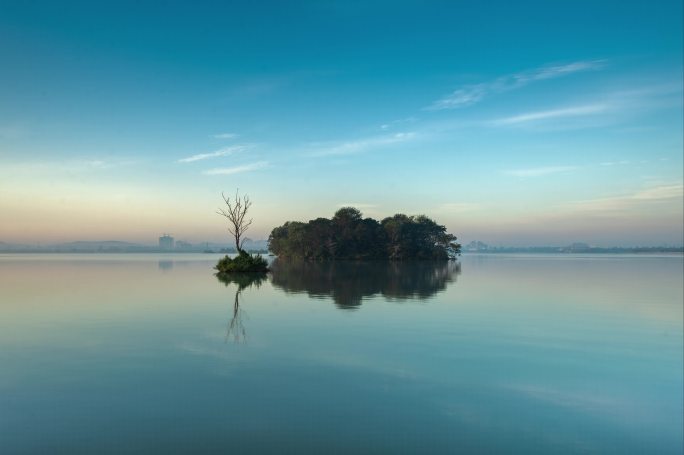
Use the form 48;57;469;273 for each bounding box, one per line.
269;260;460;309
216;273;267;343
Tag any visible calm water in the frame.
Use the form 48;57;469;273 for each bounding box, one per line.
1;254;682;454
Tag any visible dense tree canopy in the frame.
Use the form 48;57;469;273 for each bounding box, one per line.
268;207;461;260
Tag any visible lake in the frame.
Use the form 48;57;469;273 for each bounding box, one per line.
1;253;682;453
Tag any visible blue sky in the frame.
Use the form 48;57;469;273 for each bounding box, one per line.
0;0;682;246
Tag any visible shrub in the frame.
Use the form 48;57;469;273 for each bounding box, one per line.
215;251;269;274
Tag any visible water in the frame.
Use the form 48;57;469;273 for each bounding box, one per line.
1;254;682;453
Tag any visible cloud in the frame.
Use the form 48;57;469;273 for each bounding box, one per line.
78;160;112;169
632;184;683;200
379;117;418;130
484;82;681;130
492;104;609;125
503;166;578;178
429;85;488;110
427;60;605;110
310;132;416;157
600;160;632;166
212;133;238;139
177;145;246;163
523;60;605;81
565;183;683;213
203;161;269;175
0;158;136;176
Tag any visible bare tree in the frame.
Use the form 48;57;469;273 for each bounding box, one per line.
217;189;253;253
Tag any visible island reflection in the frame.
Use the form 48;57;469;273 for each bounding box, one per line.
269;259;461;309
216;272;267;343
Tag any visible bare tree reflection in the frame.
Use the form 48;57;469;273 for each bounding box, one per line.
216;273;267;343
269;260;461;309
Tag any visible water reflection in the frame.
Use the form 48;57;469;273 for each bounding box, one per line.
158;260;174;271
1;255;681;452
216;273;267;343
269;260;461;309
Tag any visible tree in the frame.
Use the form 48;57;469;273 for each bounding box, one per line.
381;214;462;260
332;207;363;258
268;207;460;261
217;189;253;253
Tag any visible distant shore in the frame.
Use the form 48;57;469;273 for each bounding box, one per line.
1;247;682;255
462;246;684;254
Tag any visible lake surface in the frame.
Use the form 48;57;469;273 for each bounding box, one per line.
1;253;682;454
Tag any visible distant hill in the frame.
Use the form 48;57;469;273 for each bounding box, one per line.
0;241;34;252
51;241;149;252
0;240;152;253
462;241;683;254
0;239;271;253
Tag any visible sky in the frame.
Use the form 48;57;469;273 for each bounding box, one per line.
0;0;682;246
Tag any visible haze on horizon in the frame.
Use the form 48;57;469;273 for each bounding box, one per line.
1;1;682;247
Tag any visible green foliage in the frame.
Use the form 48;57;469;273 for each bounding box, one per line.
382;214;460;260
215;250;269;275
268;208;461;260
215;268;268;289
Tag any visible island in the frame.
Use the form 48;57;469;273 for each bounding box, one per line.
268;207;461;260
214;191;269;274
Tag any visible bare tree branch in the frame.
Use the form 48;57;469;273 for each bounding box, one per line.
217;189;253;253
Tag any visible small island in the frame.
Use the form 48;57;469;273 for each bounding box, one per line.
268;207;461;260
214;191;269;274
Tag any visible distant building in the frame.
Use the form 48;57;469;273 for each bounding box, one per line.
159;234;174;251
175;240;193;251
565;242;591;252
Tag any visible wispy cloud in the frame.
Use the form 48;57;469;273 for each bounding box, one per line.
503;166;578;178
427;60;605;110
525;60;606;81
429;86;487;110
486;82;682;130
177;145;246;163
310;132;416;157
566;183;683;213
379;117;418;130
492;104;610;126
212;133;238;139
76;159;135;170
632;184;683;200
0;158;138;182
203;161;269;175
599;160;632;166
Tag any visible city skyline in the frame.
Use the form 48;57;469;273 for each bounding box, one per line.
1;1;682;246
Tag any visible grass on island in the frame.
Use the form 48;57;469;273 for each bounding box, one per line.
215;250;269;275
